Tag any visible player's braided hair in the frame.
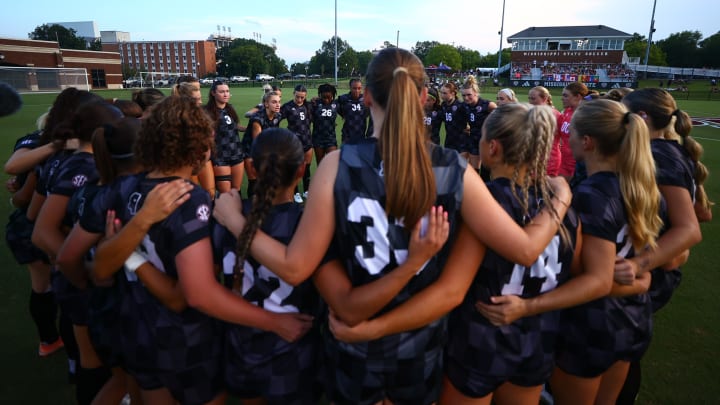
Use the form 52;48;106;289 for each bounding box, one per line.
623;88;713;211
483;103;569;244
233;128;305;289
318;83;337;98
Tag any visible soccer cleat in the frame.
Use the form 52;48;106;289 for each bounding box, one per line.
294;193;304;203
303;191;308;199
38;337;64;357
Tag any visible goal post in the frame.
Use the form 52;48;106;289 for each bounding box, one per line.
0;66;90;93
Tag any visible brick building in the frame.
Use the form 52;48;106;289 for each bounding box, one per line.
101;38;216;80
0;37;123;89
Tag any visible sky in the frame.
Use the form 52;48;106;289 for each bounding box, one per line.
1;0;717;65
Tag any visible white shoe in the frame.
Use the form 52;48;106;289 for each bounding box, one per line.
303;191;308;199
293;193;304;203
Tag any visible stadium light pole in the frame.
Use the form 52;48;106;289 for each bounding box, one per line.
643;0;657;79
334;0;338;86
497;0;506;73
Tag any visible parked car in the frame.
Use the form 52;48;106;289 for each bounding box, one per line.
255;73;275;81
308;74;321;78
200;77;215;85
123;77;141;87
230;75;249;83
277;73;292;80
293;74;306;79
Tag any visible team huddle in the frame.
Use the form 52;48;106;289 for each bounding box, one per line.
4;48;712;405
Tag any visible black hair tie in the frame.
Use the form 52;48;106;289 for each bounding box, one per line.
623;111;632;124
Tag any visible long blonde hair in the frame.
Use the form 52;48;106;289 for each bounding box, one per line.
365;48;435;228
571;99;662;250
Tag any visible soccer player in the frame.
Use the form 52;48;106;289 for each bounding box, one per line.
214;48;572;404
337;78;370;144
619;88;711;304
440;81;469;159
5;112;61;359
32;100;123;404
613;89;711;404
205;80;244;196
496;88;517;105
311;83;339;165
558;82;589;181
423;86;442;145
442;103;578;405
550;99;662;405
461;75;496;175
528;86;562;177
214;128;319;404
242;91;282;197
280;85;314;201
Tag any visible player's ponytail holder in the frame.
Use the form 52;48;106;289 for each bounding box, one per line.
393;67;408;77
623;111;632;124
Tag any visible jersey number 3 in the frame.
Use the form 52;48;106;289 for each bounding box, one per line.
347;197;416;276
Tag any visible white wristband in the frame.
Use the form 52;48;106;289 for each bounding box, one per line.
124;251;147;273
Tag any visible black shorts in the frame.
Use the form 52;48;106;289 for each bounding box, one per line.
88;285;124;368
128;356;223;405
444;307;558;397
555;295;653;378
444;135;464;153
225;328;322;404
214;133;246;166
295;131;313;152
324;342;443;405
313;134;337;150
5;209;49;265
51;270;89;326
648;268;681;313
465;132;480;156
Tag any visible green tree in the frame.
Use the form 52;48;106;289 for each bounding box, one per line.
425;44;461;71
309;36;352;77
478;48;511;69
457;46;481;71
411;41;440;64
290;62;309;77
699;31;720;68
122;64;139;80
624;33;667;66
338;48;359;77
29;24;86;50
356;51;373;76
657;30;702;67
89;39;102;51
229;44;267;77
222;38;288;77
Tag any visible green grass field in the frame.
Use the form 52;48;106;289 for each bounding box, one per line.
0;81;718;404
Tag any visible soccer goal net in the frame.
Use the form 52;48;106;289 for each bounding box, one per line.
0;66;90;93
